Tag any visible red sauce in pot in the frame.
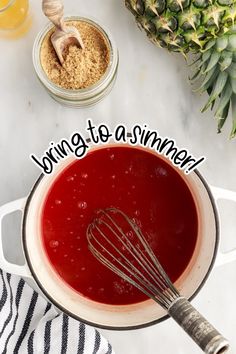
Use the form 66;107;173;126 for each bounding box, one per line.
41;146;198;305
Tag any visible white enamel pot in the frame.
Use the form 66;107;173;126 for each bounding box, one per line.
0;144;236;330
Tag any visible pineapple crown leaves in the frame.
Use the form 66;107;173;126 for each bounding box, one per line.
125;0;236;137
193;33;236;137
126;0;236;52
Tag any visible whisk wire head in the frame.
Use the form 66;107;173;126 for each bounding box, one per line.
88;223;167;305
88;208;230;354
87;208;180;309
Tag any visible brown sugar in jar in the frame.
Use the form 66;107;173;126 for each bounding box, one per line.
33;17;118;107
40;20;110;90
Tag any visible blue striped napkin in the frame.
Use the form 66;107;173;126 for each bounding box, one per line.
0;269;114;354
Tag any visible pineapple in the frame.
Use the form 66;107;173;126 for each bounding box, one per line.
125;0;236;137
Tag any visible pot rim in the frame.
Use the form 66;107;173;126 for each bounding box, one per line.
22;153;219;331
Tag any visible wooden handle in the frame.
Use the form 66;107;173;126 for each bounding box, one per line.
42;0;64;30
168;297;229;354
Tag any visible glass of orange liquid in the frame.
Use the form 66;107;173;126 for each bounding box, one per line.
0;0;31;38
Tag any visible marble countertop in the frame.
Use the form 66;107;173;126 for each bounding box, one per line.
0;1;236;353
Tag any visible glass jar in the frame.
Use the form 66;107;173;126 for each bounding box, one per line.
0;0;31;39
32;16;119;108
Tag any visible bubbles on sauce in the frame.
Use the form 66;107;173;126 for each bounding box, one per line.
126;230;134;241
155;166;168;177
78;201;87;210
124;165;134;176
113;281;124;295
129;165;133;173
55;199;62;205
113;280;133;295
81;172;88;179
98;287;105;294
66;176;74;182
49;240;59;248
132;217;142;229
110;153;115;160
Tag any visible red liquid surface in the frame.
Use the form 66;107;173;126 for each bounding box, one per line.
41;146;198;305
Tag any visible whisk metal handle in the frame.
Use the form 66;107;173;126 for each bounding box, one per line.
168;297;229;354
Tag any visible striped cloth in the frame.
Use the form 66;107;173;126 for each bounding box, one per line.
0;269;114;354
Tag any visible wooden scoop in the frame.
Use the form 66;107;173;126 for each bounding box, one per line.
42;0;84;65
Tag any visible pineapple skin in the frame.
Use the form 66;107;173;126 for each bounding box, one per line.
125;0;236;137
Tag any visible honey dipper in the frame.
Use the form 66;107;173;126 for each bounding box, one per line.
42;0;84;65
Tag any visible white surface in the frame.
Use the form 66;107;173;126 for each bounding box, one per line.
0;1;236;353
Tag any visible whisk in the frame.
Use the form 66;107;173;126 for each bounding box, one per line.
87;208;229;354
